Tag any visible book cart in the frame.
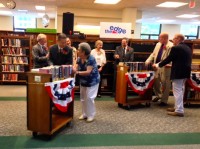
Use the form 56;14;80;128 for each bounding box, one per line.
27;72;74;138
115;64;153;110
184;63;200;106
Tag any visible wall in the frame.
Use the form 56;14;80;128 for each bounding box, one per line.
56;7;122;34
161;24;181;40
0;16;13;31
0;16;56;31
36;18;56;29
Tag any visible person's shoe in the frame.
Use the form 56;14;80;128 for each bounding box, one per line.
97;94;101;98
86;117;94;123
79;115;87;120
158;102;168;107
167;108;175;112
152;97;160;102
167;112;184;117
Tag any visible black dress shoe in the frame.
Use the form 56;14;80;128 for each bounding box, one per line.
97;94;101;98
159;102;168;107
152;97;160;102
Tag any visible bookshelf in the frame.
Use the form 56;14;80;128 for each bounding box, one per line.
0;35;31;84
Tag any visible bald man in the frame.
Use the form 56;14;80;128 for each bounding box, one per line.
146;33;173;106
153;34;192;116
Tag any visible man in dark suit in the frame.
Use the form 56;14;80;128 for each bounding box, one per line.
153;34;192;117
112;37;134;96
32;34;49;68
49;33;73;65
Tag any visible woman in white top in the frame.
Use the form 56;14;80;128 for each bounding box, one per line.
91;40;106;97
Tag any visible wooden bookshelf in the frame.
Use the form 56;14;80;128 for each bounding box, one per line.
0;35;31;84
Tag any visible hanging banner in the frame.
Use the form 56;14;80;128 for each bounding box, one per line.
125;71;155;95
100;22;131;38
187;72;200;92
45;78;75;112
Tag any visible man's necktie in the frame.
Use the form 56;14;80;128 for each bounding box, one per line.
156;44;164;63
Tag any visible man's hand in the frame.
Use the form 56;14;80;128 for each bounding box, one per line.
152;63;159;71
114;54;120;59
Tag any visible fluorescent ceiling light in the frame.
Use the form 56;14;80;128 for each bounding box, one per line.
35;6;45;10
176;14;200;18
0;3;5;7
157;19;175;23
18;9;28;12
156;2;187;8
94;0;121;4
0;11;13;15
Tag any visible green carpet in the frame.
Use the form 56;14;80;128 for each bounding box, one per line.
0;96;114;101
0;133;200;148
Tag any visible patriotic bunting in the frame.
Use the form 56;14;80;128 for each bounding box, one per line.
125;71;155;95
45;78;75;112
187;72;200;92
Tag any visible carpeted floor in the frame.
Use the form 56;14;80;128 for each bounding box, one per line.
0;85;200;148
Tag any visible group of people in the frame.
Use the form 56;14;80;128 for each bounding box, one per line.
32;32;192;123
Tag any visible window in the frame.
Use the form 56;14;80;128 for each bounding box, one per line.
140;23;161;39
180;25;199;39
14;15;36;31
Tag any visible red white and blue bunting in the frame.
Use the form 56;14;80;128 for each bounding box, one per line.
125;71;155;95
187;72;200;92
45;78;75;112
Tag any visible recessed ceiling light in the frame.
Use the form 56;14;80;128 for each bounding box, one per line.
94;0;121;4
18;9;28;12
0;10;13;15
0;3;5;7
35;6;45;10
156;2;188;8
176;14;200;18
157;20;175;23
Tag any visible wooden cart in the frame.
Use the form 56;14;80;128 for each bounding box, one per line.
115;65;152;110
27;72;73;138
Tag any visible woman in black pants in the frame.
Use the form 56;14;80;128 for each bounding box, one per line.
91;40;106;97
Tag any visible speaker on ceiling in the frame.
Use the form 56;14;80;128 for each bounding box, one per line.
62;12;74;35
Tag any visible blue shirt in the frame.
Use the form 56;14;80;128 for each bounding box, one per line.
77;55;100;87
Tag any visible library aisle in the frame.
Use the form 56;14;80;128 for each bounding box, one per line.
0;85;200;148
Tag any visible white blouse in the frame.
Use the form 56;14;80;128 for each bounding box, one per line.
91;49;106;66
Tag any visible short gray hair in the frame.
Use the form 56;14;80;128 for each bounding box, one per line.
78;42;91;56
37;34;46;42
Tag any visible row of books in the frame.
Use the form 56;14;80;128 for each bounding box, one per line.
32;65;73;81
2;65;25;72
1;47;27;55
2;74;18;81
1;38;29;47
1;56;28;64
125;62;153;72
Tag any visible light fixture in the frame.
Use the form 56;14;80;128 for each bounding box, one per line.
156;2;188;8
35;5;45;10
189;0;195;8
42;14;50;28
176;14;200;18
94;0;121;4
156;20;175;23
0;3;5;7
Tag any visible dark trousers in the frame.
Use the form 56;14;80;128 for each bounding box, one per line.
98;66;102;95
